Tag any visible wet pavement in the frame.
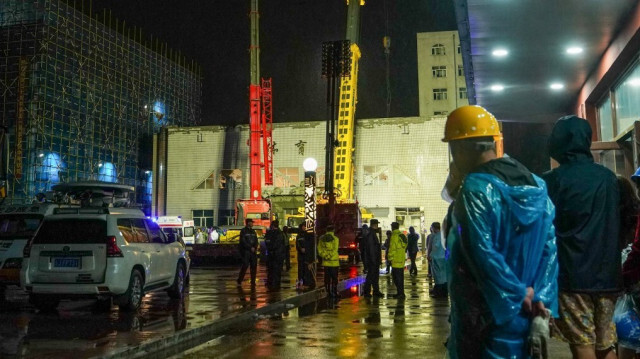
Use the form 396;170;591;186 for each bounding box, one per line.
174;261;573;359
0;262;361;358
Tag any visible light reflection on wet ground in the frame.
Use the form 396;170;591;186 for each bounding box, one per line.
0;263;358;358
176;262;572;359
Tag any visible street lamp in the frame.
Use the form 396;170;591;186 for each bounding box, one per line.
303;157;318;282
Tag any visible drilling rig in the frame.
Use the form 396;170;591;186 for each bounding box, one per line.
189;0;273;265
318;0;370;263
235;0;274;228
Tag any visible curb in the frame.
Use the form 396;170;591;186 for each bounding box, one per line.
96;274;366;359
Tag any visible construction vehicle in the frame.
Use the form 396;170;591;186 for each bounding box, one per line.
190;0;273;264
236;0;274;229
316;0;367;263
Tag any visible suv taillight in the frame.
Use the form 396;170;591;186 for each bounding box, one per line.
107;236;123;257
23;242;31;258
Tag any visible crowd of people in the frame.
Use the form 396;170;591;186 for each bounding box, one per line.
234;105;640;359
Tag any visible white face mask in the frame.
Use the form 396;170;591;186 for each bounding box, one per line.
441;185;454;204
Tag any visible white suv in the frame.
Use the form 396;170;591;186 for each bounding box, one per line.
20;207;189;312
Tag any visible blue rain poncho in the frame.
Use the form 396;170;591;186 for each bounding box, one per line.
446;167;558;359
431;231;448;285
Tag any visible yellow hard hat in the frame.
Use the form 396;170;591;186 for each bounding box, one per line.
442;105;501;142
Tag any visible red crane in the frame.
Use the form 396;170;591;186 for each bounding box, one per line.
236;0;273;228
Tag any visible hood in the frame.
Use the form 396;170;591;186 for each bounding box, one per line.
322;231;335;242
548;115;593;164
466;173;549;227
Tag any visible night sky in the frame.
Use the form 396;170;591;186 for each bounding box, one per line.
91;1;456;125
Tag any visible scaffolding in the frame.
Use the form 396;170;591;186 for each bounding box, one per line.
0;0;201;208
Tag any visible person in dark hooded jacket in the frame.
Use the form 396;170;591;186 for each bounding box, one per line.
264;220;286;290
362;219;384;297
542;115;621;359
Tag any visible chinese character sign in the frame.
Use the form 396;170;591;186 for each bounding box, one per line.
304;171;316;233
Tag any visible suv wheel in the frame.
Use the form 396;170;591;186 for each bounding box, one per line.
167;262;186;299
116;269;144;311
30;294;60;312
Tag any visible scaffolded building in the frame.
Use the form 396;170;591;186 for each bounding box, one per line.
0;0;201;210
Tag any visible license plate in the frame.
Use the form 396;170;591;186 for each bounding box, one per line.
53;257;80;268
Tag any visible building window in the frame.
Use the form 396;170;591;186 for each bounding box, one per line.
194;171;216;190
275;167;300;188
433;88;448;101
614;61;640;136
434;111;448;116
457;45;461;54
219;169;242;189
598;95;613;141
432;66;447;78
193;209;214;228
459;88;468;99
431;44;445;55
363;165;389;186
458;65;464;76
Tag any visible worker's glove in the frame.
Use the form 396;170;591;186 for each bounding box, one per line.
527;309;550;359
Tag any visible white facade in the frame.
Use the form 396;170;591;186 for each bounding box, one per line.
155;116;451;232
417;31;469;117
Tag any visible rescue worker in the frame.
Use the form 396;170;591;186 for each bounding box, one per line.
264;220;286;290
383;230;392;274
302;225;317;289
429;222;448;298
426;225;435;278
237;218;259;286
542;115;621;359
407;226;419;276
356;224;368;273
362;219;384;298
389;222;408;299
296;223;307;289
318;224;340;298
443;105;558;358
282;226;291;271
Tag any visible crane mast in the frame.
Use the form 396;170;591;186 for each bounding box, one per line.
333;0;363;203
248;0;273;200
236;0;273;228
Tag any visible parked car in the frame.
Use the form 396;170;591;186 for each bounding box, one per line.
21;206;189;312
0;203;68;302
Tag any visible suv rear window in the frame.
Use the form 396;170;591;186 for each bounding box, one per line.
0;214;43;239
33;219;107;244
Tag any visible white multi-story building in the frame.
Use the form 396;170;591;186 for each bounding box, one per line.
153;116;450;232
417;31;469;117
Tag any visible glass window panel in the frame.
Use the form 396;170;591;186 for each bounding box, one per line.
614;62;640;136
599;95;613;141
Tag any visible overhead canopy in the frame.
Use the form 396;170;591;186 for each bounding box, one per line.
454;0;639;123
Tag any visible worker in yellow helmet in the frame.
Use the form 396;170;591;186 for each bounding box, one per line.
442;105;558;359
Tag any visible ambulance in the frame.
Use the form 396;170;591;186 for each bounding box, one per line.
156;216;195;246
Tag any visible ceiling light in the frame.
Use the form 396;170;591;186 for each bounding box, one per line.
492;49;508;57
550;83;564;90
490;84;504;92
566;47;583;55
628;78;640;87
